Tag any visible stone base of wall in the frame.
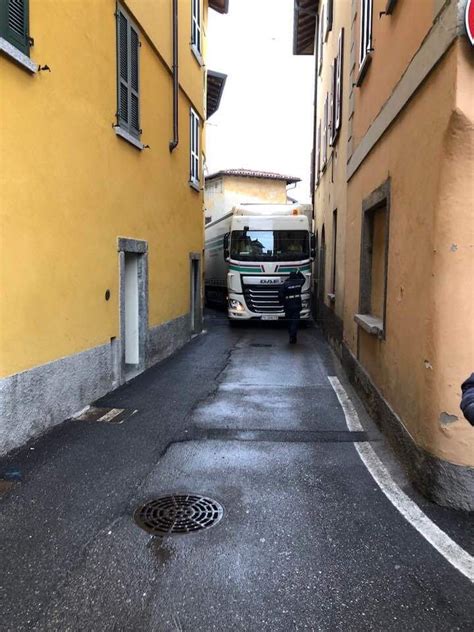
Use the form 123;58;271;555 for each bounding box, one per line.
0;314;192;457
341;343;474;511
147;314;191;368
315;298;344;357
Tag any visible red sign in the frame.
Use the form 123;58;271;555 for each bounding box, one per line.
466;0;474;45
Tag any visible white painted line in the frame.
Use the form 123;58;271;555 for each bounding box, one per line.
329;375;474;583
98;408;124;423
328;377;364;431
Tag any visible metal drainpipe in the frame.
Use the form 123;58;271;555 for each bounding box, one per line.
311;10;320;319
311;12;319;221
169;0;179;152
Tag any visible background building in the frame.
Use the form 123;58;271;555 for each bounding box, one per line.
294;0;474;509
0;0;228;455
204;168;302;224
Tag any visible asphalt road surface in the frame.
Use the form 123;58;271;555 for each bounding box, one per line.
0;310;472;631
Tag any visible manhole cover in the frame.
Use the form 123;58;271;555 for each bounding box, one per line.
134;494;224;536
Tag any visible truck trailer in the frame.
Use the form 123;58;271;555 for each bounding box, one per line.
205;204;315;322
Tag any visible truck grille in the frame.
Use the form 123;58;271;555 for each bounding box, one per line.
243;283;283;314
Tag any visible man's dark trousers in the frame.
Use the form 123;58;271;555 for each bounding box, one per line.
285;308;300;342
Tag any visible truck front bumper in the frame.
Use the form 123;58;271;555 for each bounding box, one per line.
227;294;311;321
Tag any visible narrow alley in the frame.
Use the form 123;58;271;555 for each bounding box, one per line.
0;312;472;631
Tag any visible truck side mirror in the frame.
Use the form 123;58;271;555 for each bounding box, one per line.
223;232;230;261
310;233;316;260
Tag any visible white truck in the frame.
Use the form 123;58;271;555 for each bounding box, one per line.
205;203;315;322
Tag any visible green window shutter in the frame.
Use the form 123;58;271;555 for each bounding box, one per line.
129;25;140;135
1;0;30;56
117;8;129;128
116;5;140;138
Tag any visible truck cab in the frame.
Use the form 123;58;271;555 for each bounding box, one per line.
225;207;314;321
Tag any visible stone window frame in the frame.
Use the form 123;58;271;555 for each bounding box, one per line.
355;178;391;340
117;237;149;377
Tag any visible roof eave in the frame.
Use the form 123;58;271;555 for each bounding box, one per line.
207;70;227;119
206;170;301;185
209;0;229;15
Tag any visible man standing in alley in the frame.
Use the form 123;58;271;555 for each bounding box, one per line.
279;270;305;344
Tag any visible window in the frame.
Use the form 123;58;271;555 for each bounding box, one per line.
330;29;344;145
334;30;344;136
329;62;335;147
359;0;373;69
191;0;202;56
116;5;140;139
316;121;321;183
356;180;391;338
325;0;333;41
190;108;200;189
330;210;337;299
322;94;328;168
230;230;309;262
0;0;30;56
317;4;324;75
319;226;326;302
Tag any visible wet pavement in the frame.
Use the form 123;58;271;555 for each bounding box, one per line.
0;310;473;631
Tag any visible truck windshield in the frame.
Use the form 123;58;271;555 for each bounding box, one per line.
230;230;309;261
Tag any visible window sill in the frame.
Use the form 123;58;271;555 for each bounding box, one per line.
114;126;144;150
189;179;201;192
190;43;204;67
354;313;383;337
356;52;372;87
0;37;37;73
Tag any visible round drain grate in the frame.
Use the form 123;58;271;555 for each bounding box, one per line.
134;494;224;536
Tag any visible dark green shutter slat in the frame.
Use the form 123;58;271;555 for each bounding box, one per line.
117;9;129;126
120;84;128;122
2;0;30;56
9;0;24;34
119;13;128;80
131;93;139;132
130;28;138;90
130;26;139;133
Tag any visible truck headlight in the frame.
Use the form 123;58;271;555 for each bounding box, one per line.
229;299;244;312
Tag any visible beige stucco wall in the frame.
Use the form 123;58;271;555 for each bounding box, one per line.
344;41;474;466
352;0;434;147
313;0;352;320
205;176;288;222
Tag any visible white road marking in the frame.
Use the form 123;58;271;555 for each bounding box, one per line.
328;375;474;583
98;408;124;423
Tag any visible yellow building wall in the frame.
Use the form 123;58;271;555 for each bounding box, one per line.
0;0;206;377
344;42;474;466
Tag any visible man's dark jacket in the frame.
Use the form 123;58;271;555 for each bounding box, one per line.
279;272;305;313
461;373;474;425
